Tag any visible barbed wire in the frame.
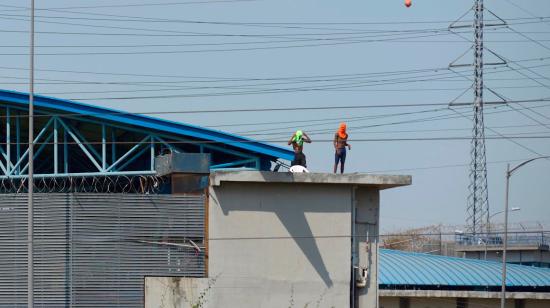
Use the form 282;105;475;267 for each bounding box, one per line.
0;174;166;194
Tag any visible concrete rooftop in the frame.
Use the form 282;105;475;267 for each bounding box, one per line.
210;171;411;189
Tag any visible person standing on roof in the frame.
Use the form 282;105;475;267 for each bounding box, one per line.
288;130;312;167
334;123;351;173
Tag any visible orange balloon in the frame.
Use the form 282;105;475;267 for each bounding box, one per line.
405;0;412;7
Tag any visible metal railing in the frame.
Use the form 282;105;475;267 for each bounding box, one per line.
455;231;550;247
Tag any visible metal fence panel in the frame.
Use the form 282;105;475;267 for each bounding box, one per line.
0;193;206;308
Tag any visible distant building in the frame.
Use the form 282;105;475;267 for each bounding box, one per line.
455;231;550;268
379;249;550;308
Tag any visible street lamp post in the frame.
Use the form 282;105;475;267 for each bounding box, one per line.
28;1;35;307
501;156;550;308
489;207;520;220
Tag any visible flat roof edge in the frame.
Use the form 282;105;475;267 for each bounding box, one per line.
379;289;550;300
210;171;411;188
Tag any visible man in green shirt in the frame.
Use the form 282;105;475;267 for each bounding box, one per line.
288;130;312;167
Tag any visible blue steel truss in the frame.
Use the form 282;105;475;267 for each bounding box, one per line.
0;90;293;179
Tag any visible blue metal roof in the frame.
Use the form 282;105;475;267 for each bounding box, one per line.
0;89;294;161
380;249;550;287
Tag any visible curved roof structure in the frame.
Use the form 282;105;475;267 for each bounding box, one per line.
380;249;550;288
0;89;293;179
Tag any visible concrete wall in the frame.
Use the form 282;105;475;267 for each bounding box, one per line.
145;279;550;308
207;182;355;308
354;187;380;307
143;181;384;308
145;277;211;308
380;297;550;308
143;171;411;308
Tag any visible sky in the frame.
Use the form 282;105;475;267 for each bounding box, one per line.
0;0;549;233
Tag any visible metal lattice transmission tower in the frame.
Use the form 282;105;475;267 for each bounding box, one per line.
450;0;506;236
469;0;489;236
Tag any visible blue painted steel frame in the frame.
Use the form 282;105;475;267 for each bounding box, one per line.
0;89;294;178
0;89;293;158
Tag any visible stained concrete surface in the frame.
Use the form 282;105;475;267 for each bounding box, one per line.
145;171;411;308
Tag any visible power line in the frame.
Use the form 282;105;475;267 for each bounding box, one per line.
51;0;259;9
1;11;546;39
2;3;548;26
0;64;453;81
0;67;472;88
0;98;548;120
62;75;549;100
0;103;458;121
20;72;481;100
507;103;550;129
0;55;546;81
0;12;454;37
242;105;550;136
35;78;550;96
236;107;460;135
1;135;549;147
0;11;546;47
8;75;545;95
267;120;550;134
15;85;543;97
0;0;259;11
7;39;550;49
0;5;510;35
7;102;544;147
218;121;548;133
504;0;550;27
442;21;550;163
0;26;455;39
0;33;463;56
212;111;450;129
506;26;550;54
449;108;549;159
1;62;542;101
490;52;550;123
53;67;550;100
240;103;550;136
366;156;550;174
0;16;535;34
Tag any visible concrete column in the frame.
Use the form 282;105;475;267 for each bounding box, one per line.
354;188;380;308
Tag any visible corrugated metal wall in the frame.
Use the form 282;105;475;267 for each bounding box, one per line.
0;194;206;308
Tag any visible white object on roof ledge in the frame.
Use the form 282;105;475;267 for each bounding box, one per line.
289;165;309;173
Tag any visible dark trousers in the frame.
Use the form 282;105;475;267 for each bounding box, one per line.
335;148;347;165
291;152;307;167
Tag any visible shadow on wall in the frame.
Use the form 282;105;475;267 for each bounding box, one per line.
213;180;352;288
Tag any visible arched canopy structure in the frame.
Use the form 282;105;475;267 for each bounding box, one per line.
0;89;293;179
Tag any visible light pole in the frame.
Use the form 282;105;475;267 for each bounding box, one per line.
489;207;520;220
501;156;550;308
28;1;35;307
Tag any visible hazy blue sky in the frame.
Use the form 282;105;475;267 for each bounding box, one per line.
0;0;549;232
